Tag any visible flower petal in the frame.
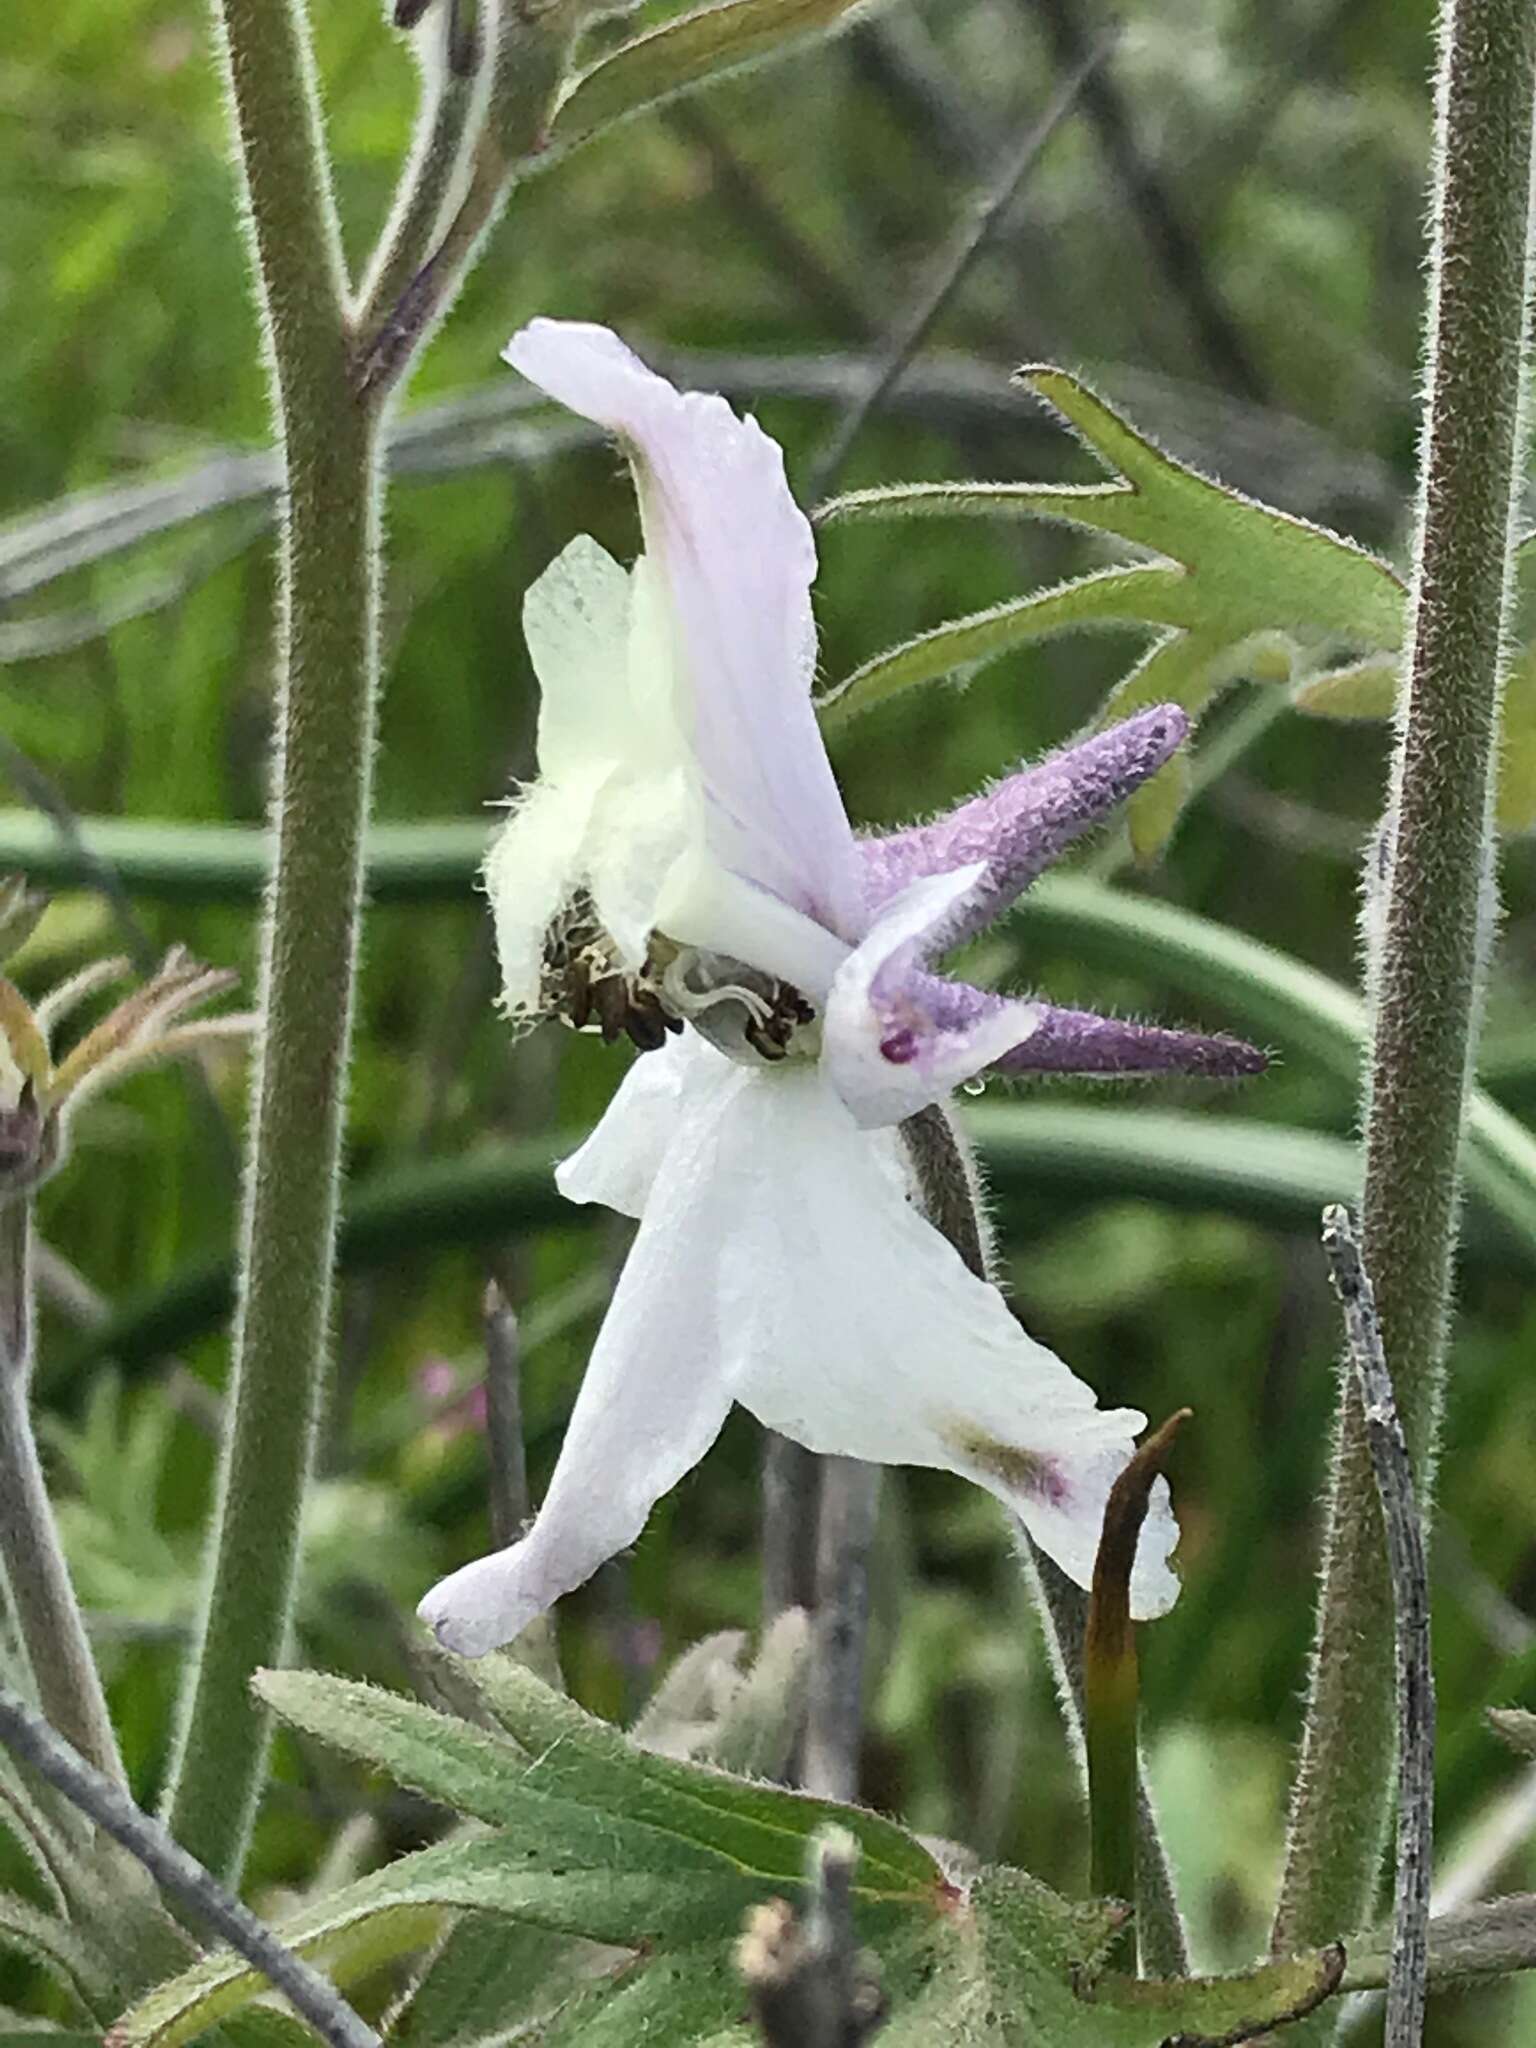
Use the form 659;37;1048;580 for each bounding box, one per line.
504;320;861;943
525;534;640;780
823;868;1040;1126
994;1003;1267;1079
857;706;1188;936
483;774;606;1013
556;1031;704;1219
675;1055;1180;1617
419;1067;744;1653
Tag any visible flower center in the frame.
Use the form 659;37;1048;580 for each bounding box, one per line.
538;892;816;1066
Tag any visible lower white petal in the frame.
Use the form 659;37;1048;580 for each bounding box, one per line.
698;1060;1180;1618
419;1078;742;1652
555;1031;705;1219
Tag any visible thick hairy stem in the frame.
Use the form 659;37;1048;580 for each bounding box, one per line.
0;1201;123;1786
904;1107;1188;1976
1274;0;1536;1966
165;0;379;1882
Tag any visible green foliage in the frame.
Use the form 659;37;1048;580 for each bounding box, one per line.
6;2;1536;2041
114;1663;1345;2048
819;368;1405;854
548;0;877;157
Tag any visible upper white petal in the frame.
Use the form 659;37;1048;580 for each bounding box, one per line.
505;319;861;944
525;534;642;780
482;775;604;1013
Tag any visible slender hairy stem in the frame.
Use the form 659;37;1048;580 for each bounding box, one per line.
0;1200;123;1786
1320;1208;1434;2047
0;1680;379;2048
481;1280;528;1549
357;6;583;400
1274;0;1536;1959
801;1458;880;1802
165;0;380;1881
903;1108;1188;1975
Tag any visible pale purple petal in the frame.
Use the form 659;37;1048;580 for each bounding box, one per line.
994;1004;1267;1079
823;868;1042;1127
858;706;1188;936
504;320;861;943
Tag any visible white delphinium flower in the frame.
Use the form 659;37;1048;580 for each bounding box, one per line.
420;321;1262;1656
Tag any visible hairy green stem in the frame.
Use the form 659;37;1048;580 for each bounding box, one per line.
1274;0;1536;1966
0;1200;124;1787
164;0;379;1882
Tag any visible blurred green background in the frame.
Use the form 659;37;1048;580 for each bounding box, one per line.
5;0;1536;2038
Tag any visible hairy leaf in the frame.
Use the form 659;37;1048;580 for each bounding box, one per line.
549;0;873;156
818;367;1405;851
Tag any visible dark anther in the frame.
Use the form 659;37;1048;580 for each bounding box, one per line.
565;957;593;1031
623;995;670;1053
593;974;630;1044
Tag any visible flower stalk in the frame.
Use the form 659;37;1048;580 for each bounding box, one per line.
163;0;380;1882
0;1197;124;1788
1274;0;1536;1962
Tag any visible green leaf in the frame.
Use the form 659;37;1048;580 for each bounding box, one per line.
817;367;1406;851
548;0;872;156
1292;654;1398;719
873;1868;1342;2045
397;1658;941;1902
816;566;1193;727
1499;642;1536;833
118;1664;942;2048
523;1944;748;2047
0;814;489;907
124;1665;1358;2048
387;1915;596;2048
966;1105;1362;1246
0;1896;107;2023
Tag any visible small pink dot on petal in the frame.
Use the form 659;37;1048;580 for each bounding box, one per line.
880;1028;919;1064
